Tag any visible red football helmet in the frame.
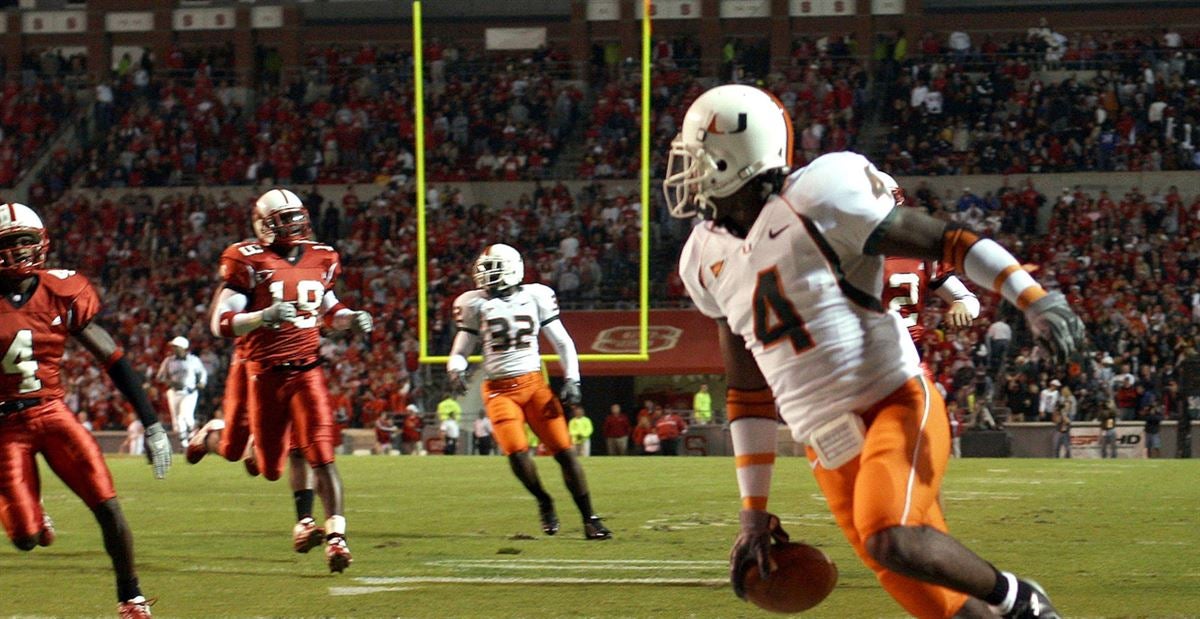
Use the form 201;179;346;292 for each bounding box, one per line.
0;202;50;277
253;188;311;246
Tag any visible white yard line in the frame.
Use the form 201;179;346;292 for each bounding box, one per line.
353;576;725;586
426;558;726;565
330;586;417;596
425;562;715;571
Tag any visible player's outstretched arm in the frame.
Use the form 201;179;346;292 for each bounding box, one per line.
321;290;373;333
75;322;172;479
869;208;1085;363
210;286;295;337
541;320;581;404
717;319;785;597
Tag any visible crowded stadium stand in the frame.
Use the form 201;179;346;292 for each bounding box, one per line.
0;0;1196;455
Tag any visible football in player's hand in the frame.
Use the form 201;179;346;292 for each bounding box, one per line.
743;542;837;614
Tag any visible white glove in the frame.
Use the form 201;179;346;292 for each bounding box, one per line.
1023;291;1086;365
350;311;373;334
144;422;172;480
262;301;297;328
559;379;582;405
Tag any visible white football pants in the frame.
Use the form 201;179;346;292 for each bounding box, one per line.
167;389;198;445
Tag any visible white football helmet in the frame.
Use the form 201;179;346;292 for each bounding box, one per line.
253;188;311;246
663;84;793;220
0;202;49;276
473;244;523;293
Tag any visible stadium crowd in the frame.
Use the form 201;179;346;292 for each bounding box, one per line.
0;77;75;189
877;27;1200;176
8;26;1197;435
38;42;581;197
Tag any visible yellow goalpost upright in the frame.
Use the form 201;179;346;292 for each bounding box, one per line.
414;0;653;366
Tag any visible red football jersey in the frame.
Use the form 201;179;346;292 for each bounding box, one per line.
218;240;341;364
882;257;943;345
0;269;102;400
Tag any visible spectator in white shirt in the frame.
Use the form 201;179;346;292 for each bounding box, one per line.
440;412;460;455
985;319;1012;372
1038;380;1062;422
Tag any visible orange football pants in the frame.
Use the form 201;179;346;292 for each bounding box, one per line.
806;376;968;619
482;372;571;455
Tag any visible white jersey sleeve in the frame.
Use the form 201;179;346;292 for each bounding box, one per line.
526;283;561;326
679;222;732;319
784;152;897;259
453;290;486;335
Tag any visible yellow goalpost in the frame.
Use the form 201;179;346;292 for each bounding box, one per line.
414;0;653;365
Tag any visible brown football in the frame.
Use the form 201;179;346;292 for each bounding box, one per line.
743;542;838;614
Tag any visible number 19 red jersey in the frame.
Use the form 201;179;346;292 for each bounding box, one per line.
0;270;101;400
218;240;341;365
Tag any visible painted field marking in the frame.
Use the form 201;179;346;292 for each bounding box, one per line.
942;490;1022;501
354;576;725;586
426;559;724;571
642;512;831;530
429;558;726;565
330;586;417;596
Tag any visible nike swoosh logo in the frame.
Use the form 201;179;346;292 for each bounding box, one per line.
768;225;790;239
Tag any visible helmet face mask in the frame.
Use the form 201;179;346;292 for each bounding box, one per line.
0;203;49;278
255;208;311;246
473;244;523;294
662;85;793;223
664;137;720;220
253;189;311;246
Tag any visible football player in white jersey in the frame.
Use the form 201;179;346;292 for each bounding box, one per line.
447;244;611;540
665;85;1083;619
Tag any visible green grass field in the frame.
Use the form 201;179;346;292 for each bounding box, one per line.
1;456;1198;618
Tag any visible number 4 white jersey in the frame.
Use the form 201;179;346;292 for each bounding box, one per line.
453;283;561;380
680;152;922;442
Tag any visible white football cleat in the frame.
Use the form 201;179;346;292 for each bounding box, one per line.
292;517;324;554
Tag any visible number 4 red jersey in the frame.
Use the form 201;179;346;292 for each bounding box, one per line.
218;240;341;364
1;270;102;400
883;257;949;345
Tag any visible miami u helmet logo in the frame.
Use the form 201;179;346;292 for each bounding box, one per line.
706;113;747;135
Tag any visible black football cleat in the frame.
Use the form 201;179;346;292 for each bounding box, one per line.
1004;579;1060;619
539;501;559;536
583;515;612;540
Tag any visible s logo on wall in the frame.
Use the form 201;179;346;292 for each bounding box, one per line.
592;326;683;353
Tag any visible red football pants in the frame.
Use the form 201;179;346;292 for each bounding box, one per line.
0;399;116;541
245;362;336;481
217;354;251;462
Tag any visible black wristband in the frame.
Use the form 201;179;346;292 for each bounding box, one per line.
107;357;159;428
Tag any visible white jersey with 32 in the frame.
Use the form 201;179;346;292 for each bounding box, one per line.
453;283;561;380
